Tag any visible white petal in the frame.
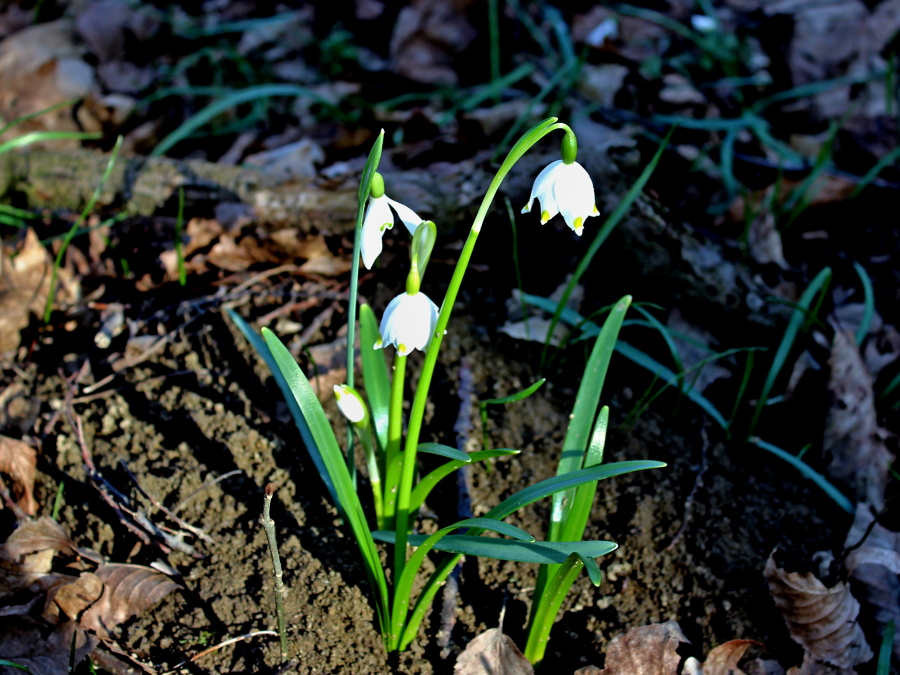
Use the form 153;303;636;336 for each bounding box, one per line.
377;292;439;355
555;163;597;233
361;196;394;269
530;160;564;200
386;197;423;236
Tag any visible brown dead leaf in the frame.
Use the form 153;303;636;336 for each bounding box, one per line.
0;435;37;515
74;0;159;64
700;640;760;675
389;0;478;86
0;20;100;140
785;652;858;675
824;327;894;508
578;621;688;675
764;554;872;668
454;627;533;675
49;571;105;623
844;504;900;660
0;229;79;352
0;517;82;599
79;563;179;640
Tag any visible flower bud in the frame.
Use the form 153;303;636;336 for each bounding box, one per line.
333;384;368;424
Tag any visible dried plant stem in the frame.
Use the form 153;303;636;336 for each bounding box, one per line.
261;483;288;659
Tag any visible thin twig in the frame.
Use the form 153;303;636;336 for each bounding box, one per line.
163;630;279;672
120;460;215;543
260;483;288;659
666;420;710;551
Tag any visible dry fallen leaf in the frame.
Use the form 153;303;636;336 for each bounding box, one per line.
575;621;688;675
764;553;872;668
0;229;79;353
0;516;82;598
698;640;760;675
389;0;477;86
79;563;180;640
823;327;894;508
0;434;38;515
844;504;900;660
454;627;533;675
0;19;100;140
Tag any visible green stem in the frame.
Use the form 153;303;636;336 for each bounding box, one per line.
523;555;583;664
391;118;568;613
383;353;407;529
344;201;366;484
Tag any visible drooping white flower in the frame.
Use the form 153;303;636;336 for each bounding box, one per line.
333;384;367;424
361;195;422;269
376;291;439;357
521;159;599;236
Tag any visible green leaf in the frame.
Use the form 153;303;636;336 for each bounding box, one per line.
358;130;384;206
410;449;519;511
549;295;631;541
226;309;341;509
480;378;545;405
360;304;390;451
418;443;471;463
375;531;616;564
260;327;391;633
749;267;832;433
491;461;665;522
151;84;341;157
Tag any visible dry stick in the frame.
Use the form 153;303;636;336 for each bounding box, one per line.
666;420;710;551
438;358;476;659
261;482;288;659
119;459;215;543
164;630;279;672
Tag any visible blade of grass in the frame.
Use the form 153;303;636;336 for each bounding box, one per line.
151;84;343;157
852;261;875;346
749;437;852;512
44;135;123;322
748;267;832;434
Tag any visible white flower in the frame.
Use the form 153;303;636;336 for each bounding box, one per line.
376;291;439;357
333;384;366;424
361;195;422;269
521;160;599;236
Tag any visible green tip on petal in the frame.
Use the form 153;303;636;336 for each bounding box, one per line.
592;205;599;215
574;217;584;235
540;210;551;224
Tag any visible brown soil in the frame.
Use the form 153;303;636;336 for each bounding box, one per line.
14;282;843;674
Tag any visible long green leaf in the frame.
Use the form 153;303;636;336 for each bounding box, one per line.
749;437;852;512
226;309;341;509
260;327;391;633
524;552;585;664
396;459;662;649
388;517;534;649
561;406;608;544
852;262;874;347
410;449;519;510
418;443;471;462
151;84;341;157
749;267;832;433
549;296;631;541
374;531;616;564
360;304;390;451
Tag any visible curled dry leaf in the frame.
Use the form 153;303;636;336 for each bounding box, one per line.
824;327;894;508
764;554;872;668
0;434;38;515
79;563;180;640
0;516;83;602
575;621;688;675
454;627;533;675
844;504;900;660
